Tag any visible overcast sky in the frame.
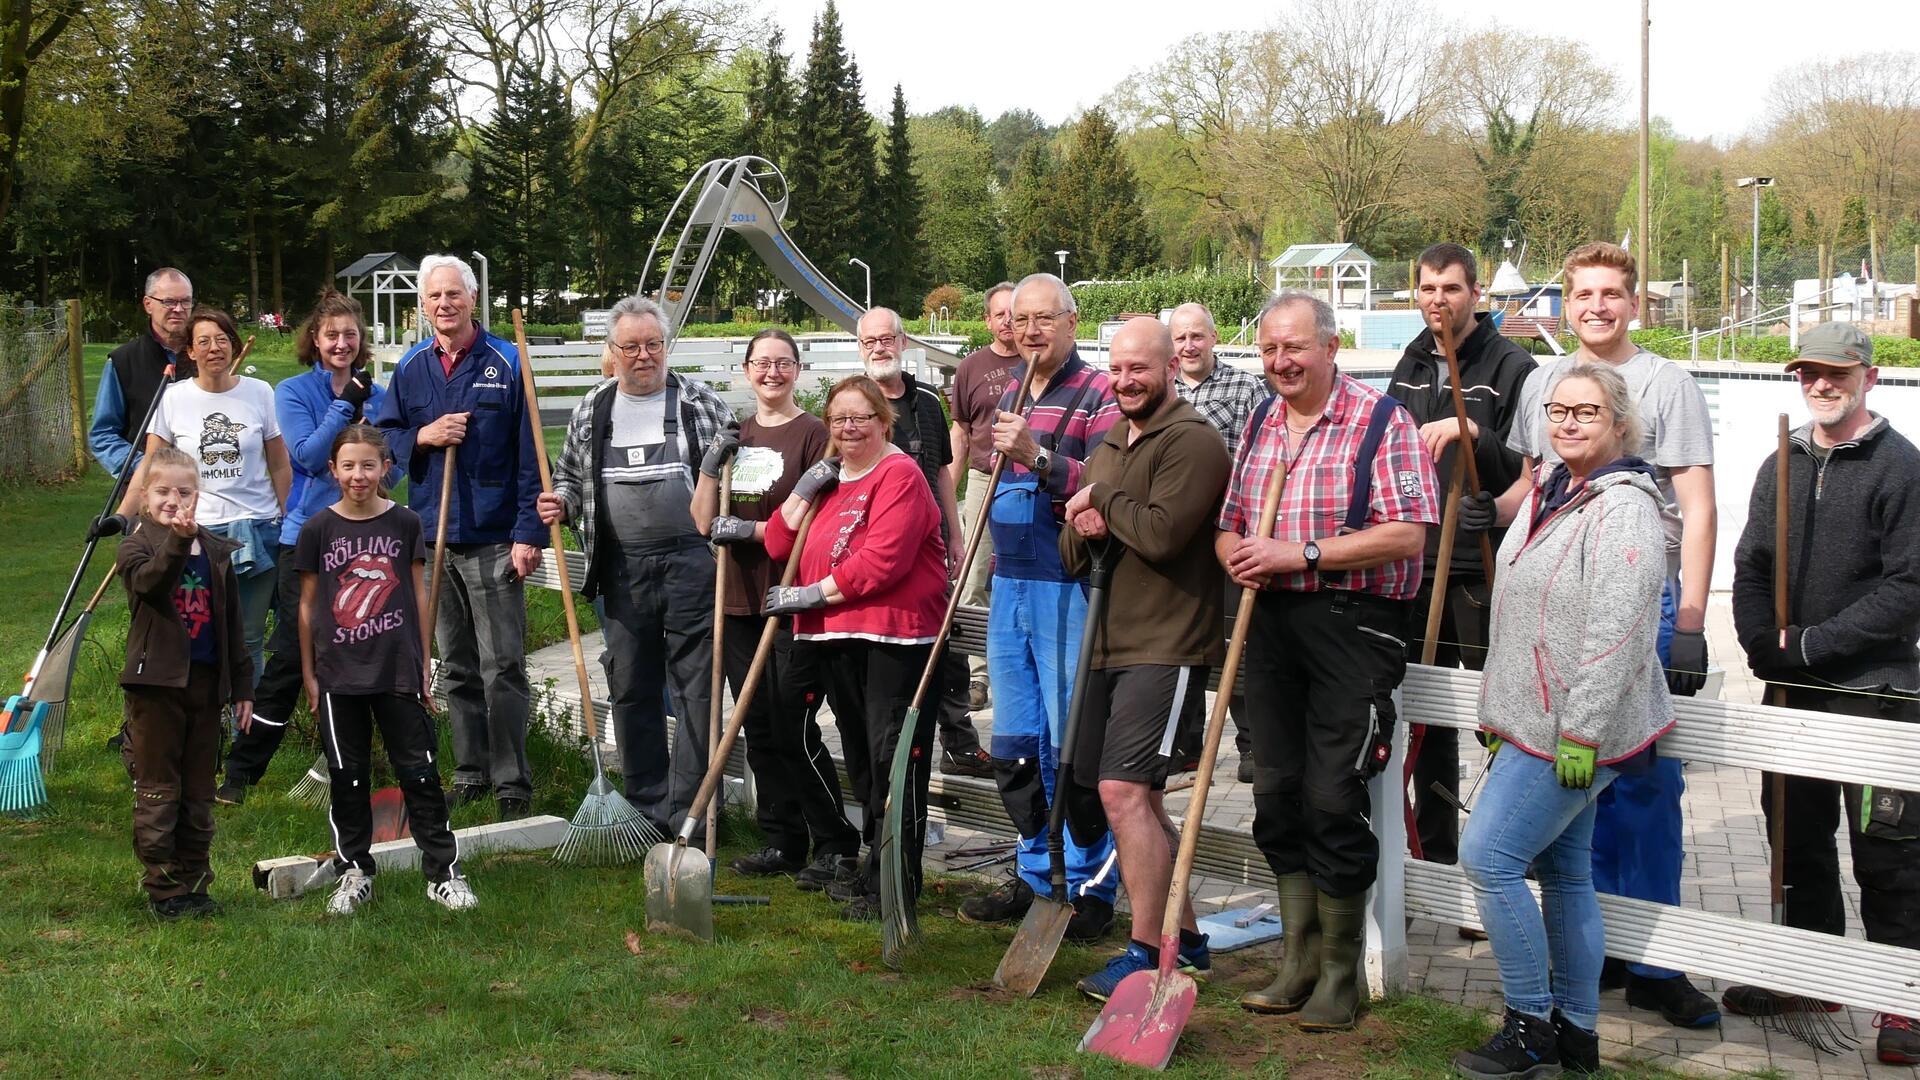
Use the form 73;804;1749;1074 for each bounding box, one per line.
761;0;1918;145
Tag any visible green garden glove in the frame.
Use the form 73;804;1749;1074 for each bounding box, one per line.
1477;731;1503;758
1555;737;1597;789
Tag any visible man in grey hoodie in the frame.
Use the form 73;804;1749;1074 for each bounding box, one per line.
1726;322;1920;1065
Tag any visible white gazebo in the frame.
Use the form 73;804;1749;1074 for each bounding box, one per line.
337;252;421;345
1269;243;1377;310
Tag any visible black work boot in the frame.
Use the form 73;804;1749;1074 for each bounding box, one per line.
1297;890;1367;1031
956;872;1032;925
1453;1008;1562;1079
1240;871;1320;1014
1625;972;1720;1028
1552;1009;1599;1074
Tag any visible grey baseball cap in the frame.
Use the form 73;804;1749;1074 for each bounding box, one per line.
1787;322;1873;371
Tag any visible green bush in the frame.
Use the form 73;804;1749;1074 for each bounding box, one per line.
1070;273;1268;327
1623;328;1920;367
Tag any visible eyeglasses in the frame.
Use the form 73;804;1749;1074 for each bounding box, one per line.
858;335;899;350
1011;310;1068;332
746;358;798;372
609;339;667;359
191;336;232;350
146;296;193;310
1544;402;1610;425
827;412;880;428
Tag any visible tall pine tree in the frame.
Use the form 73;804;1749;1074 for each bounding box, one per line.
873;84;924;309
787;0;880;319
1004;140;1064;276
1054;108;1155;279
476;66;575;317
741;29;795;169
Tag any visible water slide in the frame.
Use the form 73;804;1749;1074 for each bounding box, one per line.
639;156;962;367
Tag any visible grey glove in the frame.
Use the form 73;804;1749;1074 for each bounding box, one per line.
763;583;828;615
1458;490;1495;534
1666;628;1708;697
792;457;841;503
709;515;757;545
699;432;740;478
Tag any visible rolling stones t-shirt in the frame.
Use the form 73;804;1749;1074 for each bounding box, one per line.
292;504;427;695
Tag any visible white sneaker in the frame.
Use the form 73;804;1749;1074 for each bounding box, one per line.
326;868;373;916
427;875;477;911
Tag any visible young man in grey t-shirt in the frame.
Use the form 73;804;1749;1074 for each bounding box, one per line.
1489;242;1722;1030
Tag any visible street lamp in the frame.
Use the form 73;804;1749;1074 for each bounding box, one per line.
848;257;871;310
1055;249;1070;281
1736;177;1774;322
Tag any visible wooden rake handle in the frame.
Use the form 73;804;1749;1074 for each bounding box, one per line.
1432;313;1497;581
707;463;732;858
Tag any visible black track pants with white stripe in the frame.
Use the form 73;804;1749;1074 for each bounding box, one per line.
318;691;459;882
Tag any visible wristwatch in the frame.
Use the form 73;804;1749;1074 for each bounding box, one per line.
1303;540;1322;574
1031;448;1052;475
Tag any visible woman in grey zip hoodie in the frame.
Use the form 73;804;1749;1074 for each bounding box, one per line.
1454;363;1674;1079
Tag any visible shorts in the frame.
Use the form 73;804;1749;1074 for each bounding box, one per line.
1070;663;1208;789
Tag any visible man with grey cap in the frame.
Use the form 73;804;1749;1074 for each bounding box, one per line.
1727;321;1920;1065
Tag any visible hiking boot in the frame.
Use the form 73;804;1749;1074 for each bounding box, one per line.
1459;925;1489;942
840;893;882;922
1236;756;1254;784
1625;973;1720;1028
957;872;1032;925
182;893;224;918
427;875;478;911
214;781;247;806
447;783;489;809
496;797;531;822
1297;890;1367;1032
1552;1009;1599;1074
1065;894;1115;943
730;846;804;876
1720;983;1843;1016
940;747;994;778
326;868;373;916
795;852;858;892
1077;941;1155;1001
1876;1013;1920;1064
149;895;195;920
1241;872;1320;1014
1452;1007;1562;1079
1597;957;1628;991
824;872;875;904
968;679;989;710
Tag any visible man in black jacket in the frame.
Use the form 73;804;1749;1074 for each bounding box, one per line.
1387;243;1535;868
1726;321;1920;1065
89;267;196;484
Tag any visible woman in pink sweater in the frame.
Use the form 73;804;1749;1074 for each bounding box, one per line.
764;375;949;921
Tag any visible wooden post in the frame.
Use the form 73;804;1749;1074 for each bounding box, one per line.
66;298;85;475
1868;219;1882;286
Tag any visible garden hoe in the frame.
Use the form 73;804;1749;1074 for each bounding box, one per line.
1081;442;1289;1070
877;358;1042;969
994;538;1118;996
645;503;821;940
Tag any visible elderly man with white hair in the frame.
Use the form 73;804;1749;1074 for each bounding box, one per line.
374;254;546;820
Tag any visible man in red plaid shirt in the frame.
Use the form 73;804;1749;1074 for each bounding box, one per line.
1220;291;1437;1032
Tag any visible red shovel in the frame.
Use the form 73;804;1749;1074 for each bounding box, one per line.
370;786;412;844
1080;431;1291;1069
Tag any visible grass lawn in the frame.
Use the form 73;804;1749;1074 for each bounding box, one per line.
0;354;1735;1077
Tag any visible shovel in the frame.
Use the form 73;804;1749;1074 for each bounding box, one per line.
877;358;1045;969
1081;434;1290;1070
994;538;1119;996
644;502;820;941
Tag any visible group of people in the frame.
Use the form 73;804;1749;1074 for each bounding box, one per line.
87;242;1919;1070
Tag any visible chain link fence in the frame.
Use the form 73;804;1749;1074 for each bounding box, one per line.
0;301;79;485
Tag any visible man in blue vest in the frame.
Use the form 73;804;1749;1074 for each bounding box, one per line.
374;255;546;820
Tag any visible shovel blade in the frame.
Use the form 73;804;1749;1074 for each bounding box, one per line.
1078;967;1197;1071
643;841;713;942
991;896;1073;997
369;786;412;844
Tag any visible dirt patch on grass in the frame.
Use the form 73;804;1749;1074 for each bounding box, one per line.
947;983;1012;1003
741;1006;788;1030
1163;938;1400;1074
650;992;698;1011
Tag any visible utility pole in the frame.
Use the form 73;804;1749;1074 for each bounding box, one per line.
1638;0;1651;320
1737;177;1774;327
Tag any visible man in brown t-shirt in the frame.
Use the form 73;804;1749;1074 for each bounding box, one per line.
947;281;1019;706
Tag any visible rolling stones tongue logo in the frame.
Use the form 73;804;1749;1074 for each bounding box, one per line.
334;552;399;630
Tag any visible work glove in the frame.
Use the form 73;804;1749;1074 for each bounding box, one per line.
1665;628;1709;697
1458;490;1496;534
338;367;373;418
1555;736;1597;789
1744;625;1809;673
87;513;128;540
709;515;757;545
763;583;828;616
1476;730;1503;758
792;457;841;503
699;432;740;478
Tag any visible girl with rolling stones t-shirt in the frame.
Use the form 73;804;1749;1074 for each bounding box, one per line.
691;328;862;887
293;425;473;916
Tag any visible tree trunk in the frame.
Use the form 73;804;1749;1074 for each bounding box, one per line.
247;204;260;320
271;220;285;317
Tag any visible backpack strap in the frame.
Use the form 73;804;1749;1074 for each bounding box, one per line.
1339;393;1403;535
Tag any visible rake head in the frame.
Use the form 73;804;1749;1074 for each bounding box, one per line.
0;703;48;817
553;769;662;866
1740;991;1858;1056
36;701;66;776
288;755;331;807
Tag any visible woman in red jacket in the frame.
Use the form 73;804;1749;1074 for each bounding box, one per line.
764;375;949;921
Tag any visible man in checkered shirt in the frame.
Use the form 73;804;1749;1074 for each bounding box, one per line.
1220;291;1437;1032
1169;301;1270;779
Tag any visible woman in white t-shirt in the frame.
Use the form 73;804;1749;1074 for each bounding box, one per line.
122;308;291;681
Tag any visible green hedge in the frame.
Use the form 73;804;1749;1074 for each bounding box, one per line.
1069;273;1269;328
1621;329;1920;368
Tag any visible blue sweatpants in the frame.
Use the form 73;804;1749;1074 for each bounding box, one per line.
987;574;1118;905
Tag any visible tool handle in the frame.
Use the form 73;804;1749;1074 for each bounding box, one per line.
1432;314;1497;580
424;442;456;640
1045;539;1120;902
706;462;732;859
1767;414;1790;908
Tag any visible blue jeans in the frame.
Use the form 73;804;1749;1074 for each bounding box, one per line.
1590;580;1684;979
1461;746;1618;1031
987;574;1117;905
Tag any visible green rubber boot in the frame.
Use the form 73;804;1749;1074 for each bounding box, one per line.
1239;872;1321;1014
1297;890;1367;1032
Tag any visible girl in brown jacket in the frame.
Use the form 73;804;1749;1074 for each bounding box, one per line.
116;446;253;918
